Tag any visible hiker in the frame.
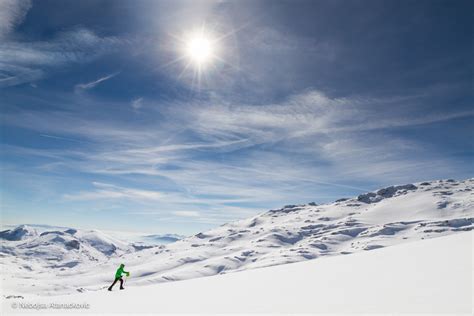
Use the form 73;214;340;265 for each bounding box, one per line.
108;263;130;291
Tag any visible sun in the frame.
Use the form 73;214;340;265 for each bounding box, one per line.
186;35;213;65
168;25;238;89
181;28;219;69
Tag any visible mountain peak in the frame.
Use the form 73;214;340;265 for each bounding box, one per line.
0;225;38;241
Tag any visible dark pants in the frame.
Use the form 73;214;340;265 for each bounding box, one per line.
108;277;124;290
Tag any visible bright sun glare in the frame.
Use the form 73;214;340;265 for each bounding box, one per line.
186;36;213;64
173;26;228;88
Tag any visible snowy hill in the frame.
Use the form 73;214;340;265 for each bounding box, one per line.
0;178;472;297
0;225;38;241
0;228;136;273
118;178;473;287
2;232;471;314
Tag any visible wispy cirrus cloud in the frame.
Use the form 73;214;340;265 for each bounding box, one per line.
74;72;120;92
39;134;88;144
131;97;144;110
0;26;124;87
4;89;471;208
63;182;166;202
173;211;200;217
0;0;31;39
177;90;474;144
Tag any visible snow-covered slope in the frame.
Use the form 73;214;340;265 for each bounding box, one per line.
2;232;471;314
119;178;473;287
0;178;472;297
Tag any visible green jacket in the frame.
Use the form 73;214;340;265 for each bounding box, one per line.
115;264;129;279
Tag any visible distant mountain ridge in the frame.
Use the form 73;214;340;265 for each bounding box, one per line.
0;226;184;271
0;225;38;241
142;234;183;244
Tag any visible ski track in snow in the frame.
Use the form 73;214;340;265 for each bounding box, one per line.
0;178;472;297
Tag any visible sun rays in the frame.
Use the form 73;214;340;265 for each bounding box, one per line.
162;23;243;91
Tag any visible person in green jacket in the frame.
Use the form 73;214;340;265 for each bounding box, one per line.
108;263;130;291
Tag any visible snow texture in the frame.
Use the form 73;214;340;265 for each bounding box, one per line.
2;231;471;314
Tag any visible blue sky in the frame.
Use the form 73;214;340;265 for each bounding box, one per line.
1;0;472;235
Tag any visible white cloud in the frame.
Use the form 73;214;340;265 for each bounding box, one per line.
39;134;86;143
0;0;31;39
63;182;166;202
74;72;120;92
173;211;200;217
0;64;43;87
4;89;472;225
131;97;143;110
0;28;123;87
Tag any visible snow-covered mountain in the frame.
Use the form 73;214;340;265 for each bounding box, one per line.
120;178;472;287
0;225;38;241
0;178;472;297
0;227;136;272
0;226;185;270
